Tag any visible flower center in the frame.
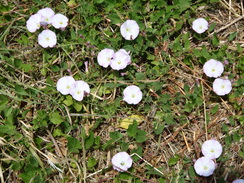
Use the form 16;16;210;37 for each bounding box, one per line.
66;85;70;89
210;149;215;153
76;90;81;94
46;37;50;41
131;94;135;98
212;68;216;72
117;61;121;65
221;85;225;89
59;21;63;25
203;166;208;170
126;28;130;32
120;162;125;166
199;25;203;29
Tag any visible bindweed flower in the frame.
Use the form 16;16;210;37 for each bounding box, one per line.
192;18;208;34
117;49;131;65
70;80;90;101
97;48;115;68
110;49;131;70
111;152;133;172
120;20;140;40
203;59;224;78
123;85;142;105
194;157;216;177
37;7;55;25
202;139;222;159
38;29;57;48
56;76;75;95
51;13;69;29
26;13;42;33
213;78;232;96
233;179;244;183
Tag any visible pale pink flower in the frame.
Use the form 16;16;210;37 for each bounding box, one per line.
120;20;140;40
233;179;244;183
194;157;215;177
192;18;208;34
97;48;114;68
111;152;133;172
202;139;222;159
26;13;42;33
203;59;224;78
51;13;69;29
70;80;90;101
110;49;131;70
56;76;75;95
37;7;55;25
38;30;57;48
213;78;232;96
123;85;142;105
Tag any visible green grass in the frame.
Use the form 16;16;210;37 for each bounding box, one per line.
0;0;243;182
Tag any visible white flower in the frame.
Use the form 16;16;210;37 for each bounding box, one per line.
120;20;140;40
37;7;55;25
123;85;142;105
110;49;131;70
203;59;224;78
56;76;75;95
38;30;57;48
201;139;222;159
192;18;208;34
70;80;90;101
194;157;216;177
213;78;232;96
26;13;42;33
111;152;133;172
51;13;69;29
233;179;244;183
97;48;115;68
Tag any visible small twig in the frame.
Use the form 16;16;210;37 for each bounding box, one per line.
131;153;164;176
0;165;4;183
47;130;64;158
182;131;191;152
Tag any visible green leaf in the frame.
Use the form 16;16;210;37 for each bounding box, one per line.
228;32;238;41
20;63;33;72
135;130;147;143
208;23;217;32
212;33;219;45
87;157;97;168
63;95;73;106
233;132;241;142
85;131;95;149
110;131;123;141
15;85;29;95
73;102;83;112
67;136;82;153
168;155;180;166
211;105;219;115
127;121;138;137
154;123;165;135
135;73;145;80
50;112;63;125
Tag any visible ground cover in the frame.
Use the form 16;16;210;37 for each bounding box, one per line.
0;0;243;182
